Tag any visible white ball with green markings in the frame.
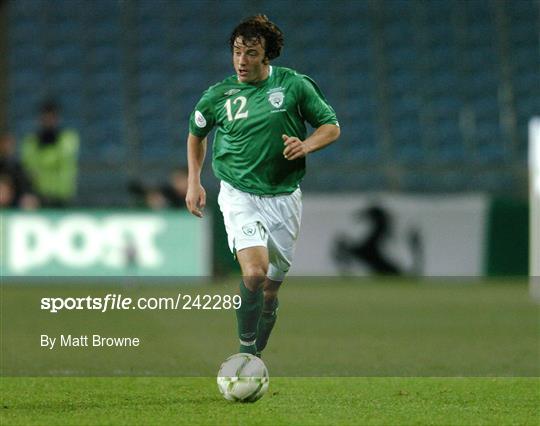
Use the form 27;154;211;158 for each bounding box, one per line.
217;353;269;402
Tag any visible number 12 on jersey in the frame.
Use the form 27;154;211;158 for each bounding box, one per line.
224;96;249;121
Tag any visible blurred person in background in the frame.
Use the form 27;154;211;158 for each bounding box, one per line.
0;175;16;208
128;167;188;209
144;187;167;210
21;100;79;207
0;132;39;209
161;166;188;208
186;15;340;357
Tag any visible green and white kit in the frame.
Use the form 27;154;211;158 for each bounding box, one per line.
189;66;338;195
190;66;338;279
218;180;302;281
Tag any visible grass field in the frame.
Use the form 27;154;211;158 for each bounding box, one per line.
2;377;539;425
1;278;539;424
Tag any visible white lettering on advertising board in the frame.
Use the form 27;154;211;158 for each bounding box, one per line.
9;215;165;273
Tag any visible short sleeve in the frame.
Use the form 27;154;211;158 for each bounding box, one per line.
297;76;339;129
189;91;216;138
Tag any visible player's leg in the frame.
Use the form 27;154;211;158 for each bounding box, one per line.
255;277;281;355
217;182;270;355
256;188;302;356
236;246;268;355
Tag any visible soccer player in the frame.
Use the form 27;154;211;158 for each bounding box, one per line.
186;15;340;356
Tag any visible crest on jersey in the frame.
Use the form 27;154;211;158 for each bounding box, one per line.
268;91;284;108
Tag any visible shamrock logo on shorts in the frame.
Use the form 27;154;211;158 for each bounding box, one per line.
242;224;257;236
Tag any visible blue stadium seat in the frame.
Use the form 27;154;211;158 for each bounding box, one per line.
6;0;537;200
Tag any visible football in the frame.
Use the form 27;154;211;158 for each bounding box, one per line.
217;353;269;402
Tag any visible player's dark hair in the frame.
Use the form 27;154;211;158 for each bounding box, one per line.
229;15;284;61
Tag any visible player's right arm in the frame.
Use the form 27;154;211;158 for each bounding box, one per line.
186;88;216;218
185;134;207;218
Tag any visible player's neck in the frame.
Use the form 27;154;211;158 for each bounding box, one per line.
257;65;270;82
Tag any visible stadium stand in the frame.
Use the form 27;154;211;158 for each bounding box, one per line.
6;0;539;205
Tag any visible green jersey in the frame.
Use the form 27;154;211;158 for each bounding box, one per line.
189;66;338;195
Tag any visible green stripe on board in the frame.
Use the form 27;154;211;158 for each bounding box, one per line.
486;198;529;276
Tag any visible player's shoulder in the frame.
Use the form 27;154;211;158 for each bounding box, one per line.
273;66;304;80
273;66;315;86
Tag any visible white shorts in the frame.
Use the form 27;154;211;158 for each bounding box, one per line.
217;181;302;281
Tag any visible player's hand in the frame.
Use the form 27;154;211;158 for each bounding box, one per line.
185;183;206;218
282;134;309;160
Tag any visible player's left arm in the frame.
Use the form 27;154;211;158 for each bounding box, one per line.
282;124;340;160
283;75;340;160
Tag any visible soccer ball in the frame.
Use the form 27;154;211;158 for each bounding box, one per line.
217;353;269;402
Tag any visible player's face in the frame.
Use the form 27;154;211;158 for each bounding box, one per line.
232;37;269;83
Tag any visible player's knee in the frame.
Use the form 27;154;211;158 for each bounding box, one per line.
242;263;268;281
263;280;281;303
263;289;278;304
